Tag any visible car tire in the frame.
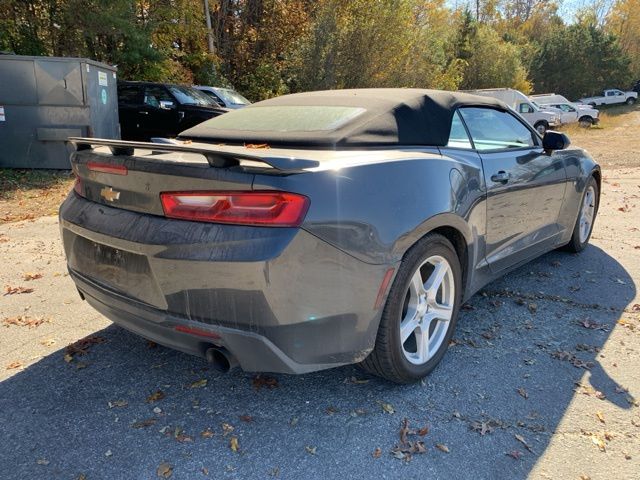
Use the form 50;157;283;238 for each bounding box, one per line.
626;97;636;105
562;176;599;253
534;121;549;135
360;233;462;383
578;116;593;128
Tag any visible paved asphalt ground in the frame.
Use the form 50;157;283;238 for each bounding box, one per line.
1;165;639;479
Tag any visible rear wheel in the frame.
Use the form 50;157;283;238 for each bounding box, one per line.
626;97;636;105
578;116;593;128
563;176;599;253
361;234;462;383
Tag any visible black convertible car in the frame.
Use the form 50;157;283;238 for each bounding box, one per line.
60;89;600;383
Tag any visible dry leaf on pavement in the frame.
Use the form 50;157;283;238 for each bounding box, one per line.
435;444;450;453
517;387;529;399
189;379;207;388
252;374;279;390
6;360;24;370
4;285;34;295
157;462;173;478
23;272;43;281
230;436;240;452
515;434;534;452
372;447;382;458
146;390;166;403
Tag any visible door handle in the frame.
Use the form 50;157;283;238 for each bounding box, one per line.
491;171;510;183
139;111;149;115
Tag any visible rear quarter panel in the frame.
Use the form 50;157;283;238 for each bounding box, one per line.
252;148;487;272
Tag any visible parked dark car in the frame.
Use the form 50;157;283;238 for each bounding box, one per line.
194;86;251;109
61;89;600;383
117;81;228;141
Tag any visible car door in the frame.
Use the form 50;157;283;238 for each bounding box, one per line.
139;85;181;139
458;107;567;273
117;84;144;140
604;90;617;105
554;104;579;124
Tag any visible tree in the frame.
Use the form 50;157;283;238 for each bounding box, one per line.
607;0;640;79
531;22;631;98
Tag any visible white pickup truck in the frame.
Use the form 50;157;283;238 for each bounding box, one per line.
578;89;637;106
530;94;600;127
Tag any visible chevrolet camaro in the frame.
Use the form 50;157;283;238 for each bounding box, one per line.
60;89;600;383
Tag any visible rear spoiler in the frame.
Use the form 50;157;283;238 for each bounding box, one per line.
67;137;320;173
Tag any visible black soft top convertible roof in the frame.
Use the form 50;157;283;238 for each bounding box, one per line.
179;88;507;148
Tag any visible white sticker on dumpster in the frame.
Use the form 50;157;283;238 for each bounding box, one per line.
98;71;108;86
0;106;5;122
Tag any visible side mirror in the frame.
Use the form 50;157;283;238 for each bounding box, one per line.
542;130;571;151
159;100;175;110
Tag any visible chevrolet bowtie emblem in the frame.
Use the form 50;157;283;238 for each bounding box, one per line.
100;186;121;202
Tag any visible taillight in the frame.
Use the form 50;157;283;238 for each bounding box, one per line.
87;162;128;175
160;191;310;227
73;177;83;197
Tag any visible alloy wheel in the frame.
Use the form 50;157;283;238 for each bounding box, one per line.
399;255;455;365
579;185;596;243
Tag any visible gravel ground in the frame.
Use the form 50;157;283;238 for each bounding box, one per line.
0;150;639;478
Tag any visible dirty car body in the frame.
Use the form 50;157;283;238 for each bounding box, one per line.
59;89;600;377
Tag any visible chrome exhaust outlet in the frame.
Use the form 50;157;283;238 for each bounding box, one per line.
205;347;239;373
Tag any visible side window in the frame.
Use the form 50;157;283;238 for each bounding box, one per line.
118;85;141;104
459;107;538;151
607;91;615;97
518;103;533;114
144;86;174;108
446;111;473;149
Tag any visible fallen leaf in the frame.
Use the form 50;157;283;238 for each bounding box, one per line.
157;462;173;478
2;315;48;328
590;434;606;452
344;376;369;384
380;402;395;414
435;443;450;453
239;415;254;423
507;450;523;460
245;143;270;149
108;400;128;408
4;285;34;295
596;412;605;424
201;428;215;438
417;426;429;436
325;406;338;415
23;272;43;281
372;447;382;458
132;418;157;429
65;336;107;358
229;437;240;452
305;445;317;455
528;303;537;314
6;360;24;370
146;390;166;403
517;387;529;399
40;338;56;346
36;458;50;465
221;423;235;436
252;374;279;390
515;434;534;452
189;379;207;389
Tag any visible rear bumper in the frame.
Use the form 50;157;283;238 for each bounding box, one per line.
60;193;394;373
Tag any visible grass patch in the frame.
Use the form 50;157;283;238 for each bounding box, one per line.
0;169;75;223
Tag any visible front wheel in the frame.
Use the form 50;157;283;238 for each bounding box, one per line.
534;121;549;135
361;234;462;383
562;176;599;253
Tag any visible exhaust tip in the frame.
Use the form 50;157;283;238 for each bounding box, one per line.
206;347;238;373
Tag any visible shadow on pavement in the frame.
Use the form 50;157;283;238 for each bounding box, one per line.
0;245;636;479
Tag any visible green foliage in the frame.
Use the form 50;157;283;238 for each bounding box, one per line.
0;0;635;101
531;22;632;99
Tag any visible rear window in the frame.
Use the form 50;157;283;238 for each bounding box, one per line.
195;106;366;132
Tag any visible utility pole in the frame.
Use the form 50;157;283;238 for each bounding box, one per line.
203;0;215;55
